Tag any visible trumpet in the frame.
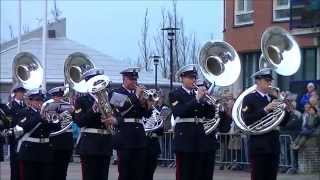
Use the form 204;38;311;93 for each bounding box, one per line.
143;89;159;102
193;83;217;105
135;85;159;102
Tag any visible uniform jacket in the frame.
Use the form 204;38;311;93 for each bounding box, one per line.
17;108;58;162
0;103;11;161
9;100;27;145
111;86;152;150
50;132;74;151
169;86;216;152
242;91;290;155
73;95;112;156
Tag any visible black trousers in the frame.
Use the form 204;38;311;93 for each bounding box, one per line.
10;144;19;180
176;152;214;180
203;150;216;180
19;160;52;180
51;149;73;180
80;155;111;180
250;154;279;180
117;148;146;180
143;151;158;180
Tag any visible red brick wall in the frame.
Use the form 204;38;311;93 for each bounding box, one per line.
223;0;314;53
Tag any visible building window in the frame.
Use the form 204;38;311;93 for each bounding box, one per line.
234;0;254;26
273;0;290;22
278;48;317;90
240;52;260;88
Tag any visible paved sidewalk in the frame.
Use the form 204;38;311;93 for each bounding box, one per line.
0;162;319;180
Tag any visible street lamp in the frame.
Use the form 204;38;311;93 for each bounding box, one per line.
150;55;161;90
161;27;180;90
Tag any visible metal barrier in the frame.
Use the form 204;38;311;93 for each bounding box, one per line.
157;132;295;170
158;131;175;166
214;133;294;169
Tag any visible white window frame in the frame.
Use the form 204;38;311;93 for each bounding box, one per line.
234;0;254;26
273;0;290;22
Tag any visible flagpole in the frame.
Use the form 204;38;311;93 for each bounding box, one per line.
42;0;47;90
17;0;21;53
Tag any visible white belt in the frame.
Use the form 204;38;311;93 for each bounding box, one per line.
25;137;49;143
65;129;73;133
123;118;142;123
175;117;203;124
81;128;111;135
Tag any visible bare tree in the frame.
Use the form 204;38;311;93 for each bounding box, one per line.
23;24;30;33
189;33;200;64
139;0;201;81
178;18;189;66
138;8;151;71
153;7;169;78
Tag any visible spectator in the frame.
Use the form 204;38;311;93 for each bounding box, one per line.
280;100;302;174
299;82;317;111
309;95;320;113
291;105;320;150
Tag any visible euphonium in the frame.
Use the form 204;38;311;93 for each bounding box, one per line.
86;71;113;133
40;98;74;136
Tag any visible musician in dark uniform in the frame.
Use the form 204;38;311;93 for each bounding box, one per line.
17;89;58;180
48;86;74;180
73;68;114;180
9;85;27;180
0;100;11;163
203;108;232;180
242;68;291;180
169;64;218;180
109;67;153;180
143;102;166;180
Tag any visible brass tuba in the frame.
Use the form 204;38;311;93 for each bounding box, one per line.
7;52;43;137
12;52;44;91
43;52;96;136
198;41;241;134
64;52;95;94
232;26;301;135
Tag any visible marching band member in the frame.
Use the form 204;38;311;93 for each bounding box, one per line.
203;108;231;180
109;67;153;180
143;93;166;180
73;68;114;180
169;64;217;180
17;89;58;180
0;99;11;164
48;86;74;180
242;68;291;180
8;85;27;180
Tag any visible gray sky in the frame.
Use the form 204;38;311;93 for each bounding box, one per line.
1;0;223;61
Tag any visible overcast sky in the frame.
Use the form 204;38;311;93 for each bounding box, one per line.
1;0;223;61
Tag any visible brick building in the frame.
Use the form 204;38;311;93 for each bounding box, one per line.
223;0;320;95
